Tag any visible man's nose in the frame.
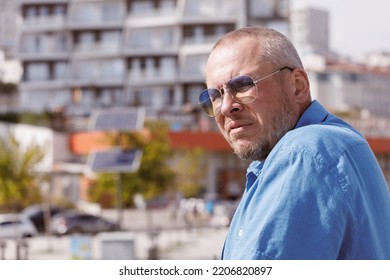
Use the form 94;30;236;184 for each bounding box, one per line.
220;92;243;116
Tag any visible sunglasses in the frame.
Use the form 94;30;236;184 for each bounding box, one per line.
199;66;293;117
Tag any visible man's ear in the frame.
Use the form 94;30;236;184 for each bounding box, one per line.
292;69;310;103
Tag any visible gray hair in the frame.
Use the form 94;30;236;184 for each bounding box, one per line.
212;26;304;69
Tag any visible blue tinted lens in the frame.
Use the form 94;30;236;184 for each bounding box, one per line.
227;75;255;93
199;88;221;116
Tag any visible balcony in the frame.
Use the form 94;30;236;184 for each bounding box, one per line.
19;44;69;61
181;0;239;23
70;59;125;88
67;1;125;30
20;79;68;91
19;51;69;61
127;56;177;86
179;53;208;83
248;0;290;21
182;34;222;46
73;42;122;59
18;29;70;60
19;0;67;3
127;0;178;26
21;61;70;91
128;67;178;86
124;27;179;55
22;14;67;32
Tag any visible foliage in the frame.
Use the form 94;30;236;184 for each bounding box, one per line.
0;131;45;211
0;112;19;123
0;81;17;94
88;121;176;208
0;110;66;132
173;148;206;198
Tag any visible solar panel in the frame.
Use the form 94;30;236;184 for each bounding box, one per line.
87;148;142;173
88;107;145;131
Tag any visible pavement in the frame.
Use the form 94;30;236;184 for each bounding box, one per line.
0;208;229;260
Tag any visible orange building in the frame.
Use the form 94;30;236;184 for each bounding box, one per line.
69;130;390;200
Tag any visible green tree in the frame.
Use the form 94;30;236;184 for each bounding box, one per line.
173;148;206;198
89;121;176;208
0;131;45;211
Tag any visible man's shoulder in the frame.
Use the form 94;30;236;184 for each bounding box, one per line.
275;123;368;164
291;122;364;144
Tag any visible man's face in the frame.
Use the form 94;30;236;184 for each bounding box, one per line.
205;38;298;161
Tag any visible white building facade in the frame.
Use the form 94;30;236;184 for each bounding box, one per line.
0;0;20;57
16;0;290;131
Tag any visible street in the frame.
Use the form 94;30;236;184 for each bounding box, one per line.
0;208;228;260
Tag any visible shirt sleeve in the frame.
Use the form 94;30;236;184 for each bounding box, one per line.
247;146;354;259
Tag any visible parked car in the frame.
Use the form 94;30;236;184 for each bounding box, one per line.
50;212;119;236
0;214;38;239
21;204;65;233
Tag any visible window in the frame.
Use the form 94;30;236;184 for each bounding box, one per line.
159;57;176;77
54;33;67;52
53;5;66;16
53;62;68;80
128;27;175;49
130;0;154;15
72;3;99;23
101;31;121;50
25;6;36;21
102;59;124;79
161;87;175;106
38;6;49;16
183;54;208;76
79;32;95;49
184;84;203;105
20;34;39;53
249;0;274;17
102;2;123;21
27;63;49;81
135;87;153;107
81;88;95;107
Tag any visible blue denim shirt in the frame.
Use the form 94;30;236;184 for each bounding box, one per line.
222;100;390;259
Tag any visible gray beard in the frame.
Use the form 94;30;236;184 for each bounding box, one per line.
234;99;296;161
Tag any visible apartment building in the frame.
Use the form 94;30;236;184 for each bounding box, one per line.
306;60;390;119
0;0;20;57
290;6;330;56
290;6;390;119
17;0;289;131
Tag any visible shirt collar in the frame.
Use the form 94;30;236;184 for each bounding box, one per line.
246;100;329;178
294;100;329;129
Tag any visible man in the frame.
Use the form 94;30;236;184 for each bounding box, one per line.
199;26;390;259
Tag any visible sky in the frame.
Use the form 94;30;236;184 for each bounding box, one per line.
292;0;390;60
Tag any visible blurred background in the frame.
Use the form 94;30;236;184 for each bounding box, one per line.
0;0;389;260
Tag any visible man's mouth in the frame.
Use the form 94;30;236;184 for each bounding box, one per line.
227;121;252;134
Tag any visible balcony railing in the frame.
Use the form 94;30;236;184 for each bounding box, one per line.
73;42;122;57
23;14;66;30
182;34;222;46
128;68;177;85
182;0;238;18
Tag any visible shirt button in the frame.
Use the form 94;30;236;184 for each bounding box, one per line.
238;229;244;236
